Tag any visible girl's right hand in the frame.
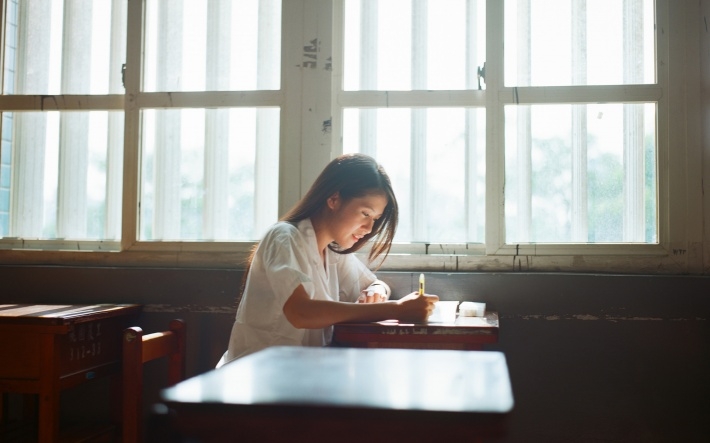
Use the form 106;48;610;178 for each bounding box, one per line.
395;292;439;322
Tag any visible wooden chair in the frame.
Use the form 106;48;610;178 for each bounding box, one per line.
122;319;186;443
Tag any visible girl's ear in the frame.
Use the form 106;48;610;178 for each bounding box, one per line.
326;192;341;210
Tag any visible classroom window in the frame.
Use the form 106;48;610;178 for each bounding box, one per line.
0;0;693;272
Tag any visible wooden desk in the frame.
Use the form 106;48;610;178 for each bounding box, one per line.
0;303;142;442
160;346;514;442
332;311;499;350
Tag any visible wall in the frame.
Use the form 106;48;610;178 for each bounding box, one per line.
1;265;708;442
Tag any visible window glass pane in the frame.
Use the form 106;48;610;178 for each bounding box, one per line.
343;107;485;243
143;0;281;93
343;0;486;91
3;0;126;95
504;0;655;87
504;103;657;243
1;111;123;240
139;107;280;241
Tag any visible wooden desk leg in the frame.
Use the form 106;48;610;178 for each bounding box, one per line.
38;334;60;443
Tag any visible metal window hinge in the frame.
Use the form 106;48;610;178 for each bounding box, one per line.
477;62;486;90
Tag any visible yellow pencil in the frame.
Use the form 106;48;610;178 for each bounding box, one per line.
419;273;425;297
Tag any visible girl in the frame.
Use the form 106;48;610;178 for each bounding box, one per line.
217;153;438;365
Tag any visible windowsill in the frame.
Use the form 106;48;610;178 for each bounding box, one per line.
0;241;692;274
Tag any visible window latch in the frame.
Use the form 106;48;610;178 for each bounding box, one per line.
477;62;486;90
121;63;127;89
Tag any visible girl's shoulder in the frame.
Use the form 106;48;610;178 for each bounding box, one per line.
262;221;304;245
258;221;314;264
268;220;298;234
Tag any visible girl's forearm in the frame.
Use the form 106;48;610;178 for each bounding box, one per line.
284;296;398;329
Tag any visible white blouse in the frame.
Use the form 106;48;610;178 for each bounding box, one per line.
217;218;377;366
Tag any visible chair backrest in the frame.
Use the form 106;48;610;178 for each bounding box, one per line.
122;319;186;443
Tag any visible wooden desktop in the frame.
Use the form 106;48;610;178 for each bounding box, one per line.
159;346;514;442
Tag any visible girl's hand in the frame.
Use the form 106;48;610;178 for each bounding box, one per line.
357;282;389;304
396;292;439;322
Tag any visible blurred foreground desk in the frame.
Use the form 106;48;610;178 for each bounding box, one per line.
332;311;499;350
0;303;141;442
160;346;514;443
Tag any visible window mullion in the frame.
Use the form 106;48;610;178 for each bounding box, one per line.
485;0;504;253
121;0;144;249
654;0;670;249
105;0;127;241
279;0;303;215
282;0;333;212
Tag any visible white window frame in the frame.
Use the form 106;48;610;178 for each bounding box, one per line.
0;0;705;274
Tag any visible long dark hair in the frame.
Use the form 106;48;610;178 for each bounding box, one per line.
237;153;398;304
281;153;398;259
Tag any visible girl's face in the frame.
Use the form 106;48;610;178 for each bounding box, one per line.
326;192;388;250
